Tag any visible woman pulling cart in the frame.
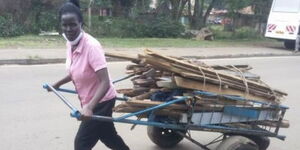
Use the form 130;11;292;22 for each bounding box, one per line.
50;0;130;149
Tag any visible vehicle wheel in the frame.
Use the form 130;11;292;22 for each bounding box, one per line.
216;136;259;150
245;136;270;150
284;40;295;49
147;126;185;148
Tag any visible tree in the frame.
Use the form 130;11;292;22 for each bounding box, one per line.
189;0;220;29
155;0;219;29
169;0;188;20
251;0;273;33
111;0;134;17
224;0;252;31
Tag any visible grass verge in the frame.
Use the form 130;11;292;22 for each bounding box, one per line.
0;35;282;49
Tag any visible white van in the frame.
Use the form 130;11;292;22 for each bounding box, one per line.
265;0;300;49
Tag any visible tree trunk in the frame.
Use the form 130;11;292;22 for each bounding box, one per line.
177;0;188;20
170;0;188;21
191;0;201;29
112;0;122;17
202;0;218;28
189;0;219;29
188;0;192;25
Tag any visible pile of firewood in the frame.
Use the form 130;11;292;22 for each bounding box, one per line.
106;50;287;119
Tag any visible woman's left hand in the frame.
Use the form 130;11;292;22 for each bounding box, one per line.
80;105;93;120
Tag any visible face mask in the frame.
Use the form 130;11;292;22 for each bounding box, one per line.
62;31;83;46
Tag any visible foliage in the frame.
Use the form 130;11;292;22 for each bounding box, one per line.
0;15;25;37
190;0;220;29
88;16;142;37
88;15;184;38
94;0;113;8
209;25;260;39
233;26;260;39
26;10;58;33
225;0;252;15
0;34;279;49
0;0;272;38
142;16;185;38
250;0;273;22
209;25;233;39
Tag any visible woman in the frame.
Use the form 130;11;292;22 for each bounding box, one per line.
52;0;130;150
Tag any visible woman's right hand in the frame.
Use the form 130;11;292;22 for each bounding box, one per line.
48;75;72;92
52;83;61;90
47;82;61;92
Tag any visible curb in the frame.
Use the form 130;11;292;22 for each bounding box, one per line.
183;52;300;59
0;57;128;65
1;53;300;65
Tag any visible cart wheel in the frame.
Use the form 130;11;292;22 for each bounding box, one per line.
245;136;270;150
147;126;185;148
216;136;259;150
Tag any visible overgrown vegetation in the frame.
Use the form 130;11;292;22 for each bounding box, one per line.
0;14;25;37
0;35;280;49
89;15;184;38
209;25;262;39
0;0;273;39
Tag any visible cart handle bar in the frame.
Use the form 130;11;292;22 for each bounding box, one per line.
42;84;128;101
43;84;81;118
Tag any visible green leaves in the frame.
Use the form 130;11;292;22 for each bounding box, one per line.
0;15;25;37
225;0;252;13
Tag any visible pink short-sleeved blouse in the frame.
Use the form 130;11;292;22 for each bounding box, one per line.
65;32;117;106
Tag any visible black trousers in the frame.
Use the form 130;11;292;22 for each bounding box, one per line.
74;99;129;150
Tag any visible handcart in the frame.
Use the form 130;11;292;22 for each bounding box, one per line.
43;80;288;150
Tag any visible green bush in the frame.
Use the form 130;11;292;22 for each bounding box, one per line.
142;16;185;38
0;15;25;37
37;11;58;32
233;27;260;39
0;11;58;37
88;16;184;38
209;25;233;39
26;11;58;34
209;25;261;39
88;17;140;37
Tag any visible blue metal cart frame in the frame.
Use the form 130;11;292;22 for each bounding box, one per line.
43;76;288;149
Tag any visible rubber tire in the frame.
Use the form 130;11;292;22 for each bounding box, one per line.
216;136;259;150
147;126;184;148
245;136;270;150
284;40;295;49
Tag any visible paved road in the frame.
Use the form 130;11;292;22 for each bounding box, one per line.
0;56;299;150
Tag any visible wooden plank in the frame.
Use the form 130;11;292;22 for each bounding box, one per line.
113;103;183;118
156;80;178;88
116;87;150;97
142;55;278;101
132;78;156;87
171;60;279;97
145;54;284;101
126;64;146;70
125;99;223;112
116;88;133;94
211;65;252;71
105;52;140;63
174;76;273;104
180;72;276;100
255;120;290;128
194;96;251;106
126;100;189;110
133;89;161;100
144;49;287;96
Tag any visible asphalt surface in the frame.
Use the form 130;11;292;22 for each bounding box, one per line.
0;56;299;150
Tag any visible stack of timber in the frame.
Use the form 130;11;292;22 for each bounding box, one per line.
106;50;288;123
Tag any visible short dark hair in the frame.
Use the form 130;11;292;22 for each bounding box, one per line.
58;0;83;23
